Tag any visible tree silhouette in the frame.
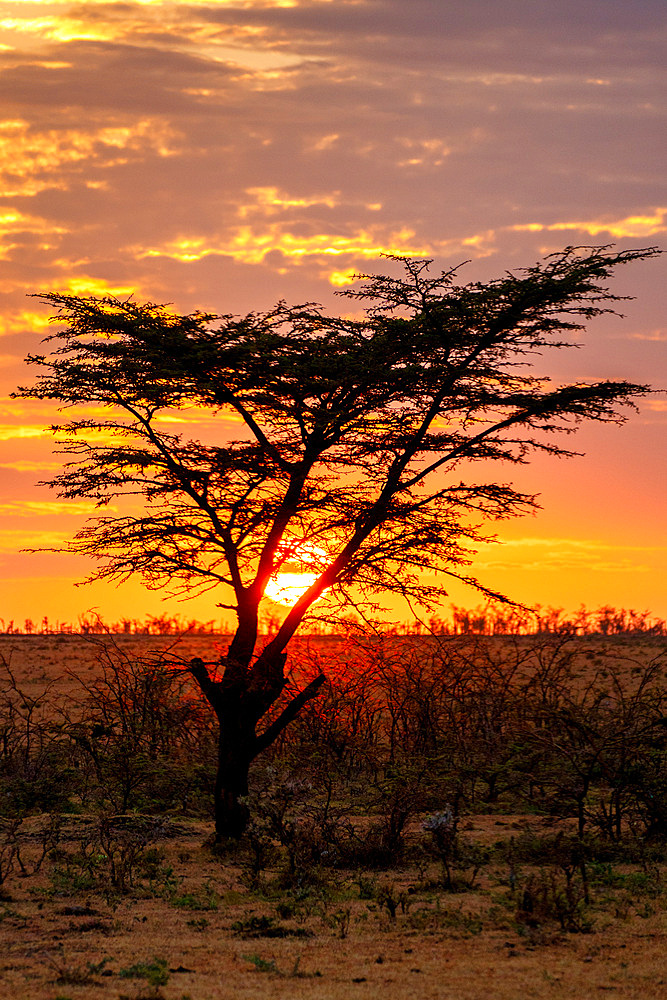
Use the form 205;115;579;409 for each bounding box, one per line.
17;245;659;837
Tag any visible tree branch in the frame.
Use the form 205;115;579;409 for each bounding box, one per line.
252;673;326;758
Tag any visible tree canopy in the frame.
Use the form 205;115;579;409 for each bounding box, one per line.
19;247;658;646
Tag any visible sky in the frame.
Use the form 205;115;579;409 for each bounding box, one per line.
0;0;665;629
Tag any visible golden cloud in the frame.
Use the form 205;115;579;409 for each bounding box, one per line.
0;424;46;441
0;119;180;197
137;223;430;265
239;186;341;216
0;2;329;64
0;309;51;338
153;410;243;426
0;13;121;46
628;329;667;342
0;421;128;446
0;460;63;472
512;208;667;239
50;276;139;297
327;268;359;286
0;529;69;552
0;208;65;255
0;500;103;517
397;137;452;168
476;537;665;574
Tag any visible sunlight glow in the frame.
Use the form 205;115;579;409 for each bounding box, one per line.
54;277;138;297
264;571;320;605
265;541;330;607
0;424;45;441
328;268;359;286
0;310;51;337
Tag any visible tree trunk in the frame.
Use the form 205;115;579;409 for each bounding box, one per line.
214;737;252;841
188;656;325;841
213;700;257;841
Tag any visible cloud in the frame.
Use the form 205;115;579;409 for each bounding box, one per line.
0;0;665;619
512;208;667;240
0;460;63;472
477;537;666;574
627;329;667;342
0;528;69;552
135;223;430;265
0;500;102;517
0;424;47;441
0;309;51;338
0;117;181;198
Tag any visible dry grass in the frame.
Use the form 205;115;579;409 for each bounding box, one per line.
2;631;664;697
0;634;665;999
0;814;665;1000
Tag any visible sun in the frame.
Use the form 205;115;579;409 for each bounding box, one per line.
264;542;329;607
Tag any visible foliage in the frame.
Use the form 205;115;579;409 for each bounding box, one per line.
513;867;594;934
65;642;216;814
46;951;110;986
118;957;170;987
43;816;171;899
18;248;657;623
168;880;220;911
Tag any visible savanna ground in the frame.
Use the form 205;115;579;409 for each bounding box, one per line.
1;632;666;999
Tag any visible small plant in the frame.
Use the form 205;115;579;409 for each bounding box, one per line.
422;808;487;890
243;953;278;974
354;874;376;899
240;815;278;888
423;807;459;889
0;817;19;894
169;880;219;911
233;915;275;937
515;868;593;935
47;834;106;897
47;951;110;986
186;916;209;931
232;914;312;939
328;907;351;939
99;816;162;894
375;882;408;921
15;813;62;878
119;956;170;998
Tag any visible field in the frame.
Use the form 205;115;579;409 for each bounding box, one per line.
1;633;666;999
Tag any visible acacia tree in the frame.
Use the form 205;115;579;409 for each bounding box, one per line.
17;245;659;838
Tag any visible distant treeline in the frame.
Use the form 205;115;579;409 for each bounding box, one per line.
426;604;667;637
1;603;666;637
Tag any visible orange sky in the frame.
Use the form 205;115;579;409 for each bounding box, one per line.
0;0;665;627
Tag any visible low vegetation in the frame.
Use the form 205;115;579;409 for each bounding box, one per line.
0;631;665;998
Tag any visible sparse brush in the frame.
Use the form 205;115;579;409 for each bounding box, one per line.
0;817;19;893
243;953;278;974
514;867;593;935
327;906;351;938
375;882;409;921
422;807;487;891
45;950;110;986
14;812;62;877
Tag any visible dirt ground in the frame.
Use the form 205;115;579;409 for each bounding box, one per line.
1;633;665;999
1;813;665;1000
